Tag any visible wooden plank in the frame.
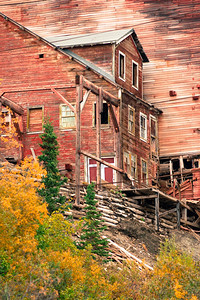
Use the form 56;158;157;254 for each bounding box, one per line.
155;193;159;231
75;76;83;205
80;89;91;112
0;96;24;115
82;76;119;107
108;103;119;133
96;93;101;190
51;88;75;113
159;207;176;217
80;150;125;174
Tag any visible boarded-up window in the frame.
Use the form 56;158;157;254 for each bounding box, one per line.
60;104;75;129
132;60;138;89
150;115;158;157
119;51;125;80
123;151;137;180
27;107;43;132
141;159;148;185
94;102;109;125
128;105;135;134
140;112;147;141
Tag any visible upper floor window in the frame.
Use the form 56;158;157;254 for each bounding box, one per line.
150;115;158;158
94;102;109;125
132;60;138;89
128;105;135;135
119;51;125;81
140;112;147;142
123;151;137;180
141;159;148;185
60;104;75;129
27;106;43;133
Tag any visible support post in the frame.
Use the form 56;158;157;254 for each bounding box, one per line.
155;193;160;231
176;201;181;230
170;160;173;187
96;89;102;190
75;75;83;205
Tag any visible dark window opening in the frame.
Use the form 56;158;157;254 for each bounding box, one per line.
119;52;125;80
183;159;192;169
94;102;108;125
39;54;44;58
172;159;180;172
132;61;138;88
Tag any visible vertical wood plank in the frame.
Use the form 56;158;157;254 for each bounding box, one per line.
176;201;181;230
155;193;159;231
75;75;83;205
96;88;102;190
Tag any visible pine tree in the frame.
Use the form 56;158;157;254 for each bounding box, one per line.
38;118;66;213
78;183;109;258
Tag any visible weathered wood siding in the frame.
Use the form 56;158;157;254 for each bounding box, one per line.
72;44;113;76
115;36;143;99
1;0;199;159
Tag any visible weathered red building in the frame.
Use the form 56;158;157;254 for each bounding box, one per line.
0;12;160;189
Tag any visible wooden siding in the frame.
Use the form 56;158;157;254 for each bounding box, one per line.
1;0;199;159
72;44;113;76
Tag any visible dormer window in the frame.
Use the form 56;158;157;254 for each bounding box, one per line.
119;51;125;81
132;60;138;89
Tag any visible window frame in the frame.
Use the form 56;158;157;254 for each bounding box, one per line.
128;105;135;135
140;112;147;142
59;103;76;130
141;158;148;185
150;115;158;158
132;59;139;90
27;106;44;133
119;51;125;81
93;101;109;127
123;151;137;180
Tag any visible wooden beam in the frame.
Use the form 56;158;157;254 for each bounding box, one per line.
0;96;24;115
155;193;160;231
51;88;75;113
131;194;157;200
80;89;91;112
108;103;119;133
75;77;83;205
96;92;101;190
159;207;177;217
82;76;119;107
80;150;125;174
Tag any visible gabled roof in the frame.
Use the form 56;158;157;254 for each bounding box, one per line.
46;28;149;62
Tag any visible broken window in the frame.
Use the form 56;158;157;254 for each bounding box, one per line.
128;105;135;135
60;104;76;129
27;107;43;132
141;159;148;185
132;60;138;89
123;151;137;179
94;102;109;125
140;112;147;141
150;115;158;157
119;51;125;80
1;108;11;135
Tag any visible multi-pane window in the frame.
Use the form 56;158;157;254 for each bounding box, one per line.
132;60;138;89
27;107;43;132
150;115;158;157
123;151;137;180
128;105;135;134
60;104;75;129
119;51;125;80
140;112;147;141
94;102;109;125
141;159;148;185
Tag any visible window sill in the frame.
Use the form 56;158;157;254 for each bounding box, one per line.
119;76;125;82
60;128;76;131
27;131;43;135
140;137;147;143
132;85;138;91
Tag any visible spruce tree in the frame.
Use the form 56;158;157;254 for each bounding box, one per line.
78;183;109;258
38;118;66;213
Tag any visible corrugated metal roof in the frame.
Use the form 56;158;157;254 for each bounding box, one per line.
63;49;115;83
46;28;133;47
46;28;149;62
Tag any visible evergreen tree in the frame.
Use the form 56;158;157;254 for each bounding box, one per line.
78;183;109;258
38;118;66;213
